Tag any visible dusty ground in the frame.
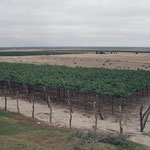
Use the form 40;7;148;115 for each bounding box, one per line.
0;96;150;147
0;52;150;70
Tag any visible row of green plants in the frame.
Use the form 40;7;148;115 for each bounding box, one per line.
0;50;90;56
0;50;149;56
0;62;150;98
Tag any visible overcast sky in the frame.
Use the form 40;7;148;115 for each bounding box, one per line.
0;0;150;47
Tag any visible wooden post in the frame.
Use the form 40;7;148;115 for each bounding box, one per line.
23;83;31;103
141;104;150;132
32;96;35;118
77;91;80;103
121;99;124;111
142;109;150;132
28;85;32;98
43;87;48;101
140;105;143;132
84;94;87;110
146;88;149;97
97;95;103;120
43;87;50;107
119;105;123;134
57;88;60;100
12;82;16;95
130;96;133;108
142;104;150;119
4;95;7;111
70;90;73;97
2;82;4;93
67;90;72;128
136;91;139;101
8;80;15;99
48;96;52;123
16;91;20;114
63;88;65;100
142;89;144;97
112;97;114;115
93;100;98;132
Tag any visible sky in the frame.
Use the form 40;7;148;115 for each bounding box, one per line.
0;0;150;47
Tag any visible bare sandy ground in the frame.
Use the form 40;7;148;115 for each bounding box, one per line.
0;96;150;147
0;53;150;70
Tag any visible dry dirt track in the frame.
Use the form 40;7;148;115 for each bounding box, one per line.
0;53;150;70
0;96;150;147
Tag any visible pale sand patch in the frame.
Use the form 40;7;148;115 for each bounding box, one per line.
0;53;150;70
0;96;150;147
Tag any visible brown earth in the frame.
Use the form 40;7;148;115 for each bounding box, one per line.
0;52;150;70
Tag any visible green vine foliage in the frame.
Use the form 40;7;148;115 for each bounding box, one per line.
0;62;150;99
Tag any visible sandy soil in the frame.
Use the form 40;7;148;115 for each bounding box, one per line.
0;53;150;70
0;96;150;147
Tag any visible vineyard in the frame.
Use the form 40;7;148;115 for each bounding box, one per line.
0;50;90;56
1;62;150;137
0;62;150;99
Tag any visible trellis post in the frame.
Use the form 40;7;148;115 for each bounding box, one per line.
97;94;103;120
32;95;35;118
4;94;7;111
48;96;52;123
119;105;123;134
93;100;98;132
16;91;20;114
67;90;73;128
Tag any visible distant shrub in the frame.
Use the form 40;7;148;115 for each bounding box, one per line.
96;51;105;54
99;51;105;54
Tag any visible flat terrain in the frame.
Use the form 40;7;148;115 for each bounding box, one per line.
0;53;150;70
0;110;149;150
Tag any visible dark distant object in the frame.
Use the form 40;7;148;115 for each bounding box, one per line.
96;51;105;54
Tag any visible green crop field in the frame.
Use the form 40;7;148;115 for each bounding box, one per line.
0;62;150;98
0;50;91;56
